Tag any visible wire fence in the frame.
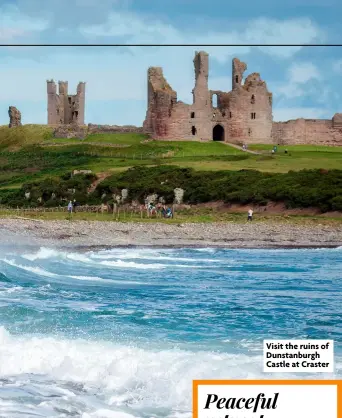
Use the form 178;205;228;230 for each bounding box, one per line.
0;204;177;220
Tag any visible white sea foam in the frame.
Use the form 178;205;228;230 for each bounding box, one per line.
23;247;224;266
0;285;23;294
2;258;59;278
100;260;206;270
100;260;166;269
18;248;226;276
194;248;216;253
23;247;91;263
22;247;59;261
1;326;338;418
69;275;146;285
69;275;116;283
90;250;221;263
1;257;151;284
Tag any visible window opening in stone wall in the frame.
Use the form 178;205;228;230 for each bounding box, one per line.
251;94;255;104
68;97;71;104
229;112;232;118
235;75;239;83
212;94;218;108
192;126;197;135
191;112;195;118
251;112;256;119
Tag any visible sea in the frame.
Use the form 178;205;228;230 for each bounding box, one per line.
0;244;341;417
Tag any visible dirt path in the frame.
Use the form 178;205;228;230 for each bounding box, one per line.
225;143;261;155
88;172;112;194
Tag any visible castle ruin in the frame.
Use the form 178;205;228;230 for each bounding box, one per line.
47;80;85;125
143;51;342;146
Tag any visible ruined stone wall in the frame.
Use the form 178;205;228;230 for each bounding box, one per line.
191;51;212;140
76;82;86;125
53;123;143;139
47;80;58;125
58;81;68;124
87;124;143;134
272;118;342;146
8;106;22;128
143;67;178;138
47;80;86;125
216;59;273;144
143;53;273;143
53;124;88;139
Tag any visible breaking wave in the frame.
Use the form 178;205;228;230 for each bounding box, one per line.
0;245;341;417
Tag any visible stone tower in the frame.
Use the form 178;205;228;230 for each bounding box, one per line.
191;51;212;139
232;58;247;89
47;80;86;125
192;51;210;107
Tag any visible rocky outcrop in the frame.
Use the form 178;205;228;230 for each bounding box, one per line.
72;170;92;176
174;188;184;204
8;106;22;128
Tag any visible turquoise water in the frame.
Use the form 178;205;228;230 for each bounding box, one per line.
0;245;341;417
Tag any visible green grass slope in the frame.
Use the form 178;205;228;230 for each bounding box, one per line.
1;125;342;191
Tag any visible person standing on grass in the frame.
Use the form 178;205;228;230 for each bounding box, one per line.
68;201;73;214
73;199;77;213
247;208;253;221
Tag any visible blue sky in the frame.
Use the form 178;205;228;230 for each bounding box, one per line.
0;0;341;125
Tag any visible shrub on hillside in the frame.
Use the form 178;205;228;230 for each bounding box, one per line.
1;166;342;213
0;172;97;207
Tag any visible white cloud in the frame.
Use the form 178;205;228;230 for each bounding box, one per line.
80;15;323;60
14;0;128;27
288;62;320;83
0;5;48;41
272;61;321;99
0;6;330;126
333;59;342;73
273;107;331;121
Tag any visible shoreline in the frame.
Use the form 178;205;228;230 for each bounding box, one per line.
1;218;342;250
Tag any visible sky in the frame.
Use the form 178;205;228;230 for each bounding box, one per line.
0;0;341;125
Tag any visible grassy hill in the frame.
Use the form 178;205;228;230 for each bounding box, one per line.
1;124;342;192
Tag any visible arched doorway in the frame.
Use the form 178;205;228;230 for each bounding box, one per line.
213;124;224;141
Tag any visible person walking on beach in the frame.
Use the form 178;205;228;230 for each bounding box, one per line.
247;208;253;221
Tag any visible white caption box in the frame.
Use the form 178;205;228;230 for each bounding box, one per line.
263;339;334;373
196;383;337;418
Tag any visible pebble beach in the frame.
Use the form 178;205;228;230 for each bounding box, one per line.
1;218;342;249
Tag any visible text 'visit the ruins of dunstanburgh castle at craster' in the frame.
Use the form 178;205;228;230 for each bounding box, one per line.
44;51;342;146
